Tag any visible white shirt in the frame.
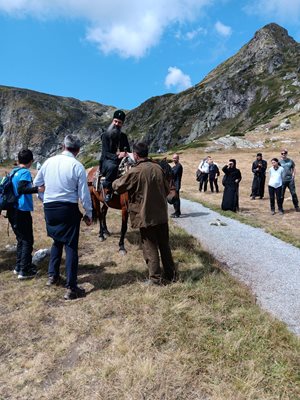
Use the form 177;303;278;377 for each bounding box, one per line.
33;151;92;218
268;166;284;189
198;160;210;173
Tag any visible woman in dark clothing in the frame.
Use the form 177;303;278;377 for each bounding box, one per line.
221;159;242;212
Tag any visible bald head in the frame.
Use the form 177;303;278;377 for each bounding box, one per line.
172;153;179;164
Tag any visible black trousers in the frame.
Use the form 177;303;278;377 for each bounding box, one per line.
209;177;219;192
268;186;283;211
8;209;34;273
140;223;176;283
199;173;208;191
44;202;81;290
173;190;181;216
101;159;119;190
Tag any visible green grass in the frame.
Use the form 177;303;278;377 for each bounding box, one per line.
0;215;299;399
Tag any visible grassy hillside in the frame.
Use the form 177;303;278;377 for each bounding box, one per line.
0;159;299;399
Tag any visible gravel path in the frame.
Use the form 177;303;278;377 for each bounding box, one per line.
170;199;300;336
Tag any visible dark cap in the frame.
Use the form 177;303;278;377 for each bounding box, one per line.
113;109;126;122
257;153;262;156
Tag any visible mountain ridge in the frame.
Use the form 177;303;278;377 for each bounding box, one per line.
0;23;300;161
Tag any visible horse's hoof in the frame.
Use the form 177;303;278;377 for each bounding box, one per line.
104;231;111;237
119;248;127;256
99;236;106;242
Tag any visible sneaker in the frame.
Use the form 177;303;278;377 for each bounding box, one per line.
46;275;66;287
279;210;284;215
18;269;37;280
251;196;255;200
295;207;300;212
13;268;20;275
271;210;275;215
64;286;86;300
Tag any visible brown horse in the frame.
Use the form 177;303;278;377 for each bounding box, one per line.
87;165;129;254
87;158;176;254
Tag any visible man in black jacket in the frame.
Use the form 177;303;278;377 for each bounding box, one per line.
99;110;130;202
171;153;183;218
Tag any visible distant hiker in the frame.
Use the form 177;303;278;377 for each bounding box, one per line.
99;110;131;203
208;157;220;193
170;153;183;218
268;158;284;215
221;159;242;212
7;149;43;279
250;152;267;199
34;135;92;300
280;149;300;212
112;142;177;285
197;156;211;192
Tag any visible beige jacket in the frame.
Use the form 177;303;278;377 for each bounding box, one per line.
112;159;170;228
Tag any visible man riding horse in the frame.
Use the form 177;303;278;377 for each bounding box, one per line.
99;110;131;203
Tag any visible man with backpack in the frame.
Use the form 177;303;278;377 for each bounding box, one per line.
6;149;42;279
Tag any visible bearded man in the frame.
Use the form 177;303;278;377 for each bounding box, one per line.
99;110;130;202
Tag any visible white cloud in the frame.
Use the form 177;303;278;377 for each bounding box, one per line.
214;21;232;37
165;66;192;92
176;26;207;40
245;0;300;22
0;0;213;58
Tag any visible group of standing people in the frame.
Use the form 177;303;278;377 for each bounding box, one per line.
196;149;299;215
4;110;178;300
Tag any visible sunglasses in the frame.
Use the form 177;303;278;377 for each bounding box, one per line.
281;152;287;155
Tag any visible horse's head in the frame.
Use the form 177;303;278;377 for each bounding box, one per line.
118;154;135;176
157;158;177;205
158;157;173;182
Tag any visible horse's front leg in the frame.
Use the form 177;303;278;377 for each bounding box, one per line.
119;207;128;255
100;204;110;239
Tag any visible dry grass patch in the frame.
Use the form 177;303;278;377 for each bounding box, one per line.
0;191;299;399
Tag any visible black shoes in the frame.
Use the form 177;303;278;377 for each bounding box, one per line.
46;275;66;287
17;267;37;280
64;286;86;300
171;212;181;218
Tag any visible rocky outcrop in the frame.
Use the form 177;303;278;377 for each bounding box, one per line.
125;23;300;151
0;86;115;161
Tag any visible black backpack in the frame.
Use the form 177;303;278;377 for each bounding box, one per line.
0;168;22;213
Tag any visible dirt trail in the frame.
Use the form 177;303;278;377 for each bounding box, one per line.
171;199;300;336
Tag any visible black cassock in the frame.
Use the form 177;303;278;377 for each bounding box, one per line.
221;166;242;212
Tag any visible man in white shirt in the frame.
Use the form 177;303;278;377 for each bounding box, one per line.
34;135;92;300
197;156;211;192
268;157;284;215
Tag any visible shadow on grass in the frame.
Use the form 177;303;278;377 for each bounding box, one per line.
0;249;16;272
78;263;145;292
77;233;221;292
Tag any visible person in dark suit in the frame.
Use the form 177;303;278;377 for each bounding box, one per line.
221;159;242;212
171;153;183;218
99;110;130;202
250;153;267;199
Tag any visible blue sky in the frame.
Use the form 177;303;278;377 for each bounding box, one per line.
1;0;300;110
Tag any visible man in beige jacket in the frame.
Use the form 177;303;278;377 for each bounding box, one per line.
112;142;176;285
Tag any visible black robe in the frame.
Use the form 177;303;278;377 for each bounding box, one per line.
251;159;267;198
221;166;242;212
